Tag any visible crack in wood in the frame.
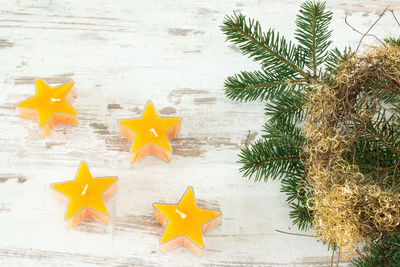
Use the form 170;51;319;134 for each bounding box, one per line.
0;247;155;266
105;136;239;157
184;50;201;54
0;24;128;33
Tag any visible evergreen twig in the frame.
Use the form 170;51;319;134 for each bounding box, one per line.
295;1;332;76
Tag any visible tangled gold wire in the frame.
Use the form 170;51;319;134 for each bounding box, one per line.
302;44;400;259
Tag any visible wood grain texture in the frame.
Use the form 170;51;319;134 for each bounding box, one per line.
0;0;399;266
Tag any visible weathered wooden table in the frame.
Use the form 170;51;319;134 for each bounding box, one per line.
0;0;398;266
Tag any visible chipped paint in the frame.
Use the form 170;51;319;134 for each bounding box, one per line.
241;131;258;147
194;97;217;104
14;73;74;85
0;174;27;184
168;89;209;104
115;214;160;234
171;137;240;157
168;28;204;36
0;39;14;49
45;142;67;149
158;107;176;115
107;104;122;109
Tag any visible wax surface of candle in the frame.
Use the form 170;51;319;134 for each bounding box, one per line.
51;161;118;228
16;78;77;137
119;101;181;162
153;187;221;256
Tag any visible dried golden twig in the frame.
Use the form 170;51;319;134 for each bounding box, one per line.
302;44;400;259
275;229;317;237
356;7;389;52
344;16;384;46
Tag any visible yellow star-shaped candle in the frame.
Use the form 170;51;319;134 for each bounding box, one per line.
119;101;181;163
153;187;221;256
16;78;77;137
51;161;118;228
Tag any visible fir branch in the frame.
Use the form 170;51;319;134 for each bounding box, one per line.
221;13;309;79
238;138;302;182
349;138;399;169
222;2;400;264
364;115;400;159
348;138;400;183
295;1;333;76
384;36;400;46
224;70;307;101
324;47;354;75
281;172;306;203
289;203;313;231
352;234;400;267
364;78;400;103
264;90;307;126
280;165;312;231
262;119;305;150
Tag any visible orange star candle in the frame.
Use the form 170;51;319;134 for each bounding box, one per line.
16;78;77;137
119;101;181;163
51;161;118;228
153;187;221;256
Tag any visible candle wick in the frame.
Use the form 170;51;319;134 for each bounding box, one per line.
50;98;61;102
81;184;88;196
149;128;158;137
175;209;187;219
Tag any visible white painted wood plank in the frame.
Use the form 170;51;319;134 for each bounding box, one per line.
0;0;399;266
